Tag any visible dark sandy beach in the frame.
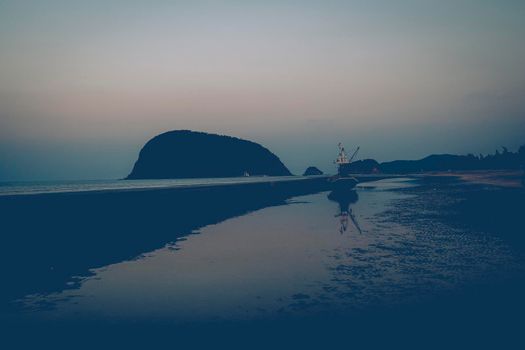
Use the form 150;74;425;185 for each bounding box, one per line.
0;177;331;310
1;175;524;349
424;170;524;188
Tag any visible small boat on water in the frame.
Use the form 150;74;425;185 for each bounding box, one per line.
330;143;359;190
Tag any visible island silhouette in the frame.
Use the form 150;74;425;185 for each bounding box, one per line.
127;130;292;179
303;166;323;176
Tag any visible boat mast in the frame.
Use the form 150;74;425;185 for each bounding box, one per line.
335;143;359;175
348;146;360;163
335;143;350;165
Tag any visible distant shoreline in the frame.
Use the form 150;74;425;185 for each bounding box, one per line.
1;170;521;197
0;175;330;197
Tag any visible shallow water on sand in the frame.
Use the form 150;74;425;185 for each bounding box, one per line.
18;178;522;323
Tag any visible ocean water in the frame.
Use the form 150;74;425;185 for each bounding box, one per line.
14;178;523;325
0;175;317;196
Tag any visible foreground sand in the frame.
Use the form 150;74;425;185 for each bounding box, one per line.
2;174;524;348
423;170;524;188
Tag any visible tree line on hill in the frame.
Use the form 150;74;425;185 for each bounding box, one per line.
341;145;525;174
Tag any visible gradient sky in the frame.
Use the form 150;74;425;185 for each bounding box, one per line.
1;0;524;180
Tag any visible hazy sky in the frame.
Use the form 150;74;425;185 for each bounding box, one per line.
1;0;524;180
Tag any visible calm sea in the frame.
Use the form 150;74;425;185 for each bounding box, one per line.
0;176;317;196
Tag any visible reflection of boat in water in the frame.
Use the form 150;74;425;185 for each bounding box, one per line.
327;189;362;234
330;143;359;190
330;176;358;191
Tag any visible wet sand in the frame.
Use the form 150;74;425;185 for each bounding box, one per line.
424;170;524;188
1;175;524;349
0;177;331;309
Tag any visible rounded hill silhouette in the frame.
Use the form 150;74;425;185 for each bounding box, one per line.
127;130;292;179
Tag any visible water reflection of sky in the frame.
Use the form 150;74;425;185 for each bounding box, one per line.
21;178;522;323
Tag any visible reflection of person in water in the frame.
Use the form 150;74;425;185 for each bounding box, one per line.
327;189;362;234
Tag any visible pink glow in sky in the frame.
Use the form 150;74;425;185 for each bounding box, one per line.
1;1;524;180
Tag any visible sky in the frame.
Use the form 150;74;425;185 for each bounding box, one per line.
1;0;524;180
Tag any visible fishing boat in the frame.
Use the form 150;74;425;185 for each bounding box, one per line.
330;143;359;190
